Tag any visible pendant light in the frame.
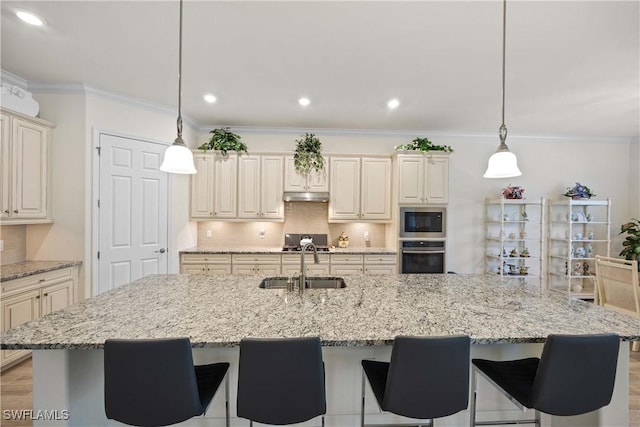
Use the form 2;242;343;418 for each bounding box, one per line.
484;0;521;179
160;0;197;174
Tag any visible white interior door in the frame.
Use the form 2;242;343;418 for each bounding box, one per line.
96;133;168;296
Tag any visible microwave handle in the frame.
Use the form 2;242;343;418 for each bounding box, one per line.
402;249;445;254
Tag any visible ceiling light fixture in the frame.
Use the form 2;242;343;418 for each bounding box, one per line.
483;0;521;179
298;97;311;107
160;0;196;175
16;10;44;26
387;98;400;110
203;94;217;104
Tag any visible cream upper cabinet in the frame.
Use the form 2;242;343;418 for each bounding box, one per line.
0;109;54;224
238;155;283;220
284;155;329;192
396;153;449;204
329;156;391;221
190;152;237;219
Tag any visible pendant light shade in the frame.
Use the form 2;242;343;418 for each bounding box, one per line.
159;0;197;175
484;125;521;178
484;0;521;179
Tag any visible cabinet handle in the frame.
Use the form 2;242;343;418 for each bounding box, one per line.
39;279;46;283
13;210;18;213
43;293;48;297
36;295;40;299
3;210;8;214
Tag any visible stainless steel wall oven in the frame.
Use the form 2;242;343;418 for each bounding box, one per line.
400;240;446;274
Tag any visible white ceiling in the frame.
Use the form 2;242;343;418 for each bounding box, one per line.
1;1;638;138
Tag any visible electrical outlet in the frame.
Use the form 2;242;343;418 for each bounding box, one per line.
0;240;4;251
206;230;212;238
259;228;266;239
363;231;369;241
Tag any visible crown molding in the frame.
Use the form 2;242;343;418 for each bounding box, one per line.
0;70;27;89
26;82;199;129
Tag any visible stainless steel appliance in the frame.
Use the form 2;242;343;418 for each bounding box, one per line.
400;240;446;274
399;207;446;238
282;233;330;252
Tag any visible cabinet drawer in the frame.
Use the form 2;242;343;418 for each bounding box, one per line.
2;267;73;295
330;254;364;264
364;254;397;264
181;254;231;264
232;254;281;264
281;254;330;264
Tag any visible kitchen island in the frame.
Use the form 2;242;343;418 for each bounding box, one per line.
2;273;638;426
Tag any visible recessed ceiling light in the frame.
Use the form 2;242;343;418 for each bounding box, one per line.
298;97;311;107
387;98;400;110
203;94;217;104
16;10;44;26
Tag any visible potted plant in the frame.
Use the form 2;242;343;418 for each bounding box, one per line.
394;137;453;153
293;133;325;176
502;184;525;199
197;127;248;157
619;218;640;271
563;182;595;199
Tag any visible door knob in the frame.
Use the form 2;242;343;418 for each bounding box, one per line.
154;248;166;254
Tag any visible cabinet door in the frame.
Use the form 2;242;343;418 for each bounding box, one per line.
284;155;306;191
306;157;329;192
364;265;397;274
12;117;48;219
213;154;237;218
190;153;215;218
330;265;363;275
0;113;9;220
260;155;283;219
361;158;391;220
329;157;360;220
238;156;261;218
1;289;40;365
232;265;257;275
397;155;425;204
41;280;73;316
424;156;449;203
181;264;208;274
256;264;281;276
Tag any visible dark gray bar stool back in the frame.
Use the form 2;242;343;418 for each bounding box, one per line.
471;333;620;426
104;337;230;427
237;336;326;426
361;335;471;426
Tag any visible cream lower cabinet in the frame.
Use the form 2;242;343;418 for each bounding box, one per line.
281;253;330;276
190;153;237;219
238;155;284;220
180;254;232;275
232;254;281;275
1;108;54;224
1;266;77;369
329;156;391;221
364;254;397;274
330;254;364;275
395;153;449;204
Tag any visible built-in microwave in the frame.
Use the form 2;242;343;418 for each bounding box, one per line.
399;207;446;238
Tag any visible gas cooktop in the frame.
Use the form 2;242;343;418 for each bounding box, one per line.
281;245;330;252
282;233;329;252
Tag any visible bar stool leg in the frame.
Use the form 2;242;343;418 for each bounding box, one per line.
361;370;366;427
469;367;477;427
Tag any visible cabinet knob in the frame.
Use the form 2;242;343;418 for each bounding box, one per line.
13;210;18;213
36;295;40;299
39;279;46;282
43;293;48;297
3;210;8;214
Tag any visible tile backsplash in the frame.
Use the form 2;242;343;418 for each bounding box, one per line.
196;202;386;248
0;225;27;265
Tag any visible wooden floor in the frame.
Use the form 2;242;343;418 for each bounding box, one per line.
1;353;639;427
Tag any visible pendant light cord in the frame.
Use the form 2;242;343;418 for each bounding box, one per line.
175;0;184;145
499;0;508;147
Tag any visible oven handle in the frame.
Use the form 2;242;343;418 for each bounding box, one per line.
402;249;446;254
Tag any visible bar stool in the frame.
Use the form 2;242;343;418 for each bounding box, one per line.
237;336;326;426
470;333;619;426
104;337;230;427
361;335;471;426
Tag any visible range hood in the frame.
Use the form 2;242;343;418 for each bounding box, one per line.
282;192;330;202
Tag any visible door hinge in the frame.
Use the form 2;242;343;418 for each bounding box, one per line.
96;146;101;156
97;251;100;260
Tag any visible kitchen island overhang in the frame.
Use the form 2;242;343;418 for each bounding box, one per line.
2;273;638;426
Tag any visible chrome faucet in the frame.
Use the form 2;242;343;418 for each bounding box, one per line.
300;242;320;294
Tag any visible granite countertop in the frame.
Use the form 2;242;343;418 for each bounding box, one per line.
2;274;638;349
180;246;396;255
1;260;83;282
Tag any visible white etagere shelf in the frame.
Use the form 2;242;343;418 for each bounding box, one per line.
485;197;546;286
546;198;611;300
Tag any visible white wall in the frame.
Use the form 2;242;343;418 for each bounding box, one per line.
199;128;634;273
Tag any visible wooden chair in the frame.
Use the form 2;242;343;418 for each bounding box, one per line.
595;255;639;318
